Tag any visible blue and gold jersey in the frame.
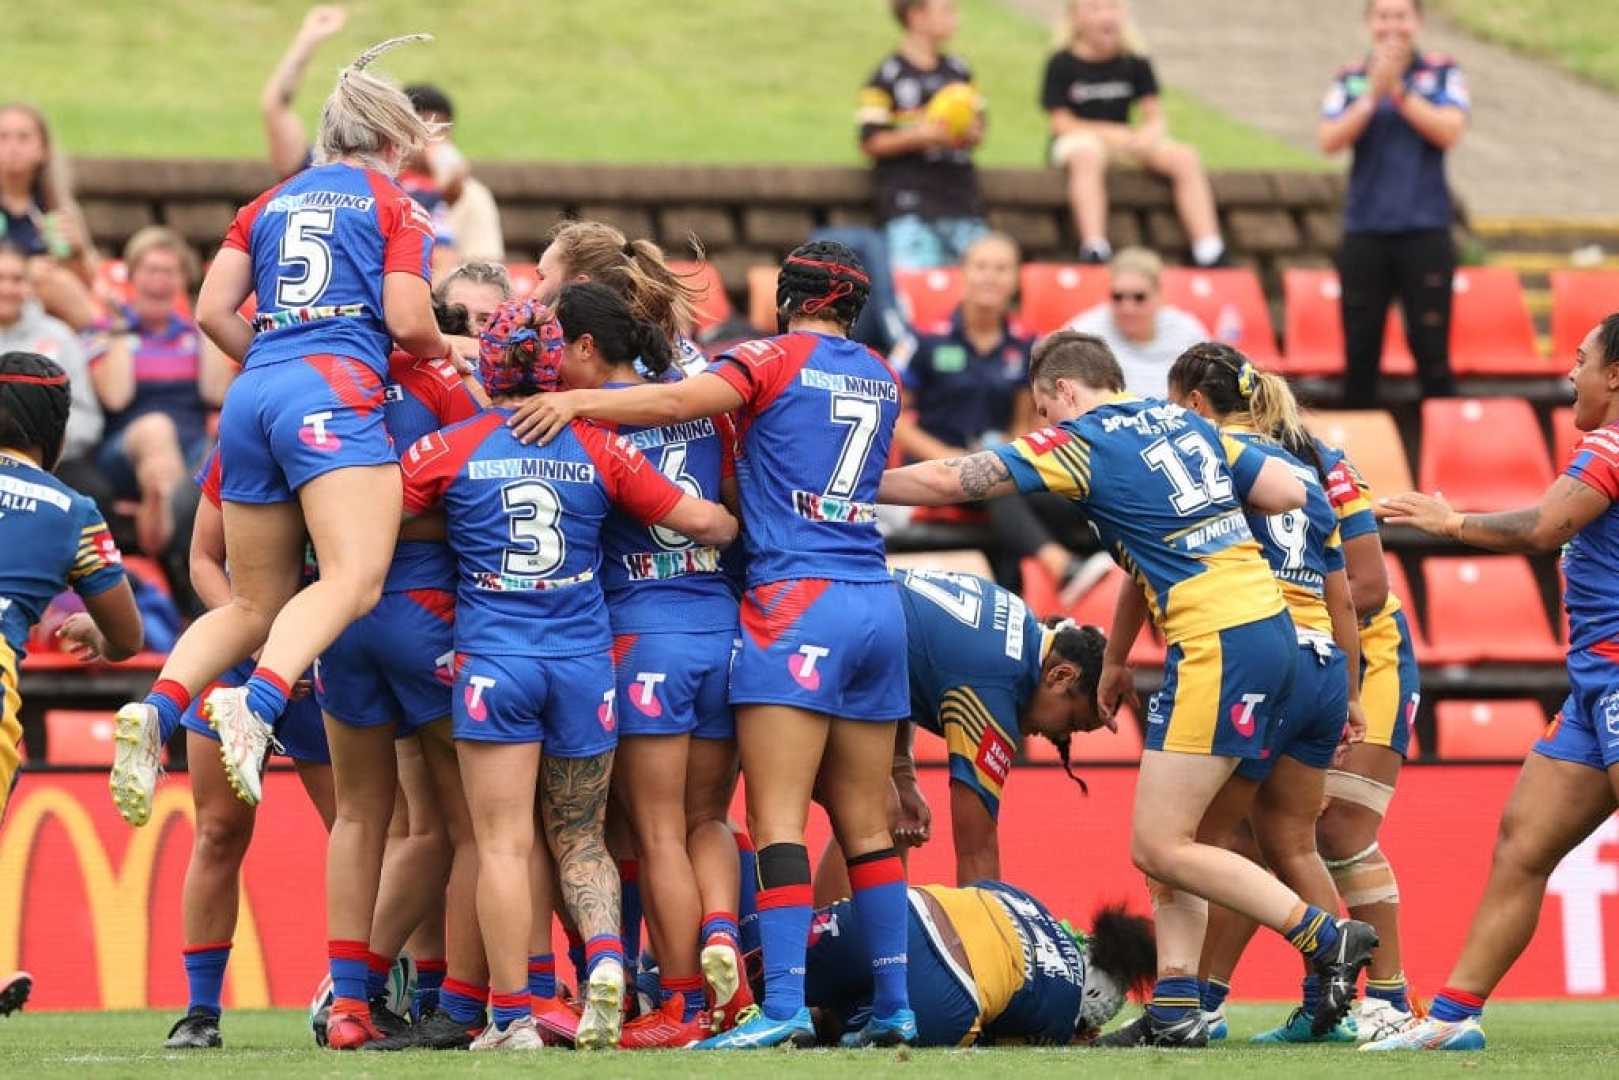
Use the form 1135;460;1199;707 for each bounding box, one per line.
1223;426;1342;635
993;396;1285;644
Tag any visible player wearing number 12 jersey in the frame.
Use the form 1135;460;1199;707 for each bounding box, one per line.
505;242;919;1051
878;330;1380;1048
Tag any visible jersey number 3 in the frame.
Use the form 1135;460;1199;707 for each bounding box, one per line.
276;207;335;308
502;480;565;577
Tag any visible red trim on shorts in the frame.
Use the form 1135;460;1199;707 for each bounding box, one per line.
611;633;638;668
305;353;384;415
404;588;456;624
740;578;832;650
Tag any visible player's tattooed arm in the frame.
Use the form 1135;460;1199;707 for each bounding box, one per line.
540;751;621;943
1378;477;1610;553
878;450;1015;506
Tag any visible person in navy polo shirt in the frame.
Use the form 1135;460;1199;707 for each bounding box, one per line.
1320;0;1468;407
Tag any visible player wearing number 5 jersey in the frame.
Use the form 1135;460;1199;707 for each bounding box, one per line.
402;298;737;1052
877;331;1379;1048
507;242;919;1051
115;36;459;820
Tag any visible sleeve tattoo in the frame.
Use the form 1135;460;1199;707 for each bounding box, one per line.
540;751;620;944
942;451;1012;500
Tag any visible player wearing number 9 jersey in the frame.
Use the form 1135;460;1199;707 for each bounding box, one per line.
878;331;1381;1047
400;298;737;1051
503;242;918;1051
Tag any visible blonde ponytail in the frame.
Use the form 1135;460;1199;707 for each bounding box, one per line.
547;220;704;343
315;35;442;171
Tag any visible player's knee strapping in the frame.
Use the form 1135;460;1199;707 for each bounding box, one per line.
1324;840;1399;907
1325;769;1395;816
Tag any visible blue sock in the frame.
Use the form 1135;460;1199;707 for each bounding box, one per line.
528;954;555;1000
1366;975;1410;1012
365;953;389;1001
243;669;289;725
327;939;370;1005
566;931;586;984
1200;977;1230;1012
1302;974;1322;1017
664;975;706;1022
701;911;741;947
440;978;487;1025
1283;905;1342;963
413;958;445;1021
619;861;643;963
490;990;528;1031
755;842;813;1021
848;849;910;1018
584;935;624;980
145;679;189;743
1147;976;1201;1023
1430;987;1485;1022
183;942;230;1018
736;834;760;956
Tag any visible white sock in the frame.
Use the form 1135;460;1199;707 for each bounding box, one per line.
1192;236;1225;266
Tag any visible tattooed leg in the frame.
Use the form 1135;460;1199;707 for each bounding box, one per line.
541;750;621;943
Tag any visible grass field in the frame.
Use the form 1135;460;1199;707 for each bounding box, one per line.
1;1004;1616;1077
1436;1;1619;92
0;0;1322;170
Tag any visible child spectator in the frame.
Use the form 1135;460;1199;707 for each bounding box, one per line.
1064;246;1207;397
0;103;99;329
1041;0;1226;266
860;0;988;270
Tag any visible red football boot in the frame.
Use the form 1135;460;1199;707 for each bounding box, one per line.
325;1002;383;1050
701;936;756;1034
619;994;710;1049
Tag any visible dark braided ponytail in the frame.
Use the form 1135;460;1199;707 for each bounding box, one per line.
1042;616;1107;796
775;240;870;334
0;351;72;469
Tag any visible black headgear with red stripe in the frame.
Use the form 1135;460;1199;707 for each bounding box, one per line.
776;240;870;334
0;351;71;469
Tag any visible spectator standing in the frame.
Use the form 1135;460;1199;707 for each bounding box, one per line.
405;86;505;263
860;0;988;270
88;227;230;557
1065;247;1206;398
260;5;349;178
1321;0;1467;408
0;103;98;329
1041;0;1226;267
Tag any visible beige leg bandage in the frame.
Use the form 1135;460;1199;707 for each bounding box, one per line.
1324;841;1400;907
1325;769;1395;815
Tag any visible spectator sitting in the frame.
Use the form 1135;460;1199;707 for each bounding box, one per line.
0;240;107;504
0;102;99;329
860;0;989;270
893;232;1093;592
87;227;230;557
406;85;506;263
1042;0;1226;267
1065;246;1206;398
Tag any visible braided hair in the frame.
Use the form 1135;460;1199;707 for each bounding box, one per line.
478;299;565;397
1042;616;1107;796
1167;341;1327;484
0;351;72;469
776;240;870;334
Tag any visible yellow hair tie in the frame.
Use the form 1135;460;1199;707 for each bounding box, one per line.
1236;360;1257;400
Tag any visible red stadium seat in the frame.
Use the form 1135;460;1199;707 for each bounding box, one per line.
1423;556;1563;664
1382;553;1433;664
1066;567;1165;665
44;710;119;766
504;261;540;297
1019;558;1062;620
1435;699;1547;761
1552;406;1580;471
1304;409;1413;496
1159;267;1280;366
1024;706;1144;763
747;265;780;332
1550;270;1619;363
894;267;963;330
1449;267;1550;375
1018;263;1109;335
121;555;171;598
1281;269;1413;376
668;260;733;337
1418;398;1553;512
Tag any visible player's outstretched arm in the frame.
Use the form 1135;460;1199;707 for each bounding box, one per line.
507;374;744;446
878;450;1016;506
1378;478;1609;554
1243;456;1308;514
651;495;739;549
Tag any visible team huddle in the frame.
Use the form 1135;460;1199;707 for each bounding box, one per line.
3;29;1619;1057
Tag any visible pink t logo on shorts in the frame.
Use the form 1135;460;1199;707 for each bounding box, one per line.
464;675;495;722
632;673;665;718
300;410;342;452
598;690;617;732
790;645;830;691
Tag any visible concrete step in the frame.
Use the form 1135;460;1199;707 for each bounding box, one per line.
1492;251;1619;274
1474;218;1619;253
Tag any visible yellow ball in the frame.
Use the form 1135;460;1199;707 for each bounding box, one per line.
926;82;980;141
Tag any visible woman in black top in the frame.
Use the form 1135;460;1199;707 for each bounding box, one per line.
1040;0;1225;267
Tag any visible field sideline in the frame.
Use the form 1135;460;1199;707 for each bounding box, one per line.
0;1003;1615;1077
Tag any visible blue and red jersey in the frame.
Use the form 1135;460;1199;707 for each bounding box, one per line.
221;162;434;377
1561;422;1619;656
383;349;482;593
597;382;739;634
400;410;685;658
707;332;900;587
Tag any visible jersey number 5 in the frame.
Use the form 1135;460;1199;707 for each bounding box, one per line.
501;480;565;577
276;208;335;308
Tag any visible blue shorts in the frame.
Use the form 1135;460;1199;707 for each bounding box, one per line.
613;628;736;740
317;590;455;736
884;215;991;272
730;578;909;722
182;660;330;765
1145;611;1297;759
1237;640;1348;782
1360;606;1420;759
217;354;394;504
1534;648;1619;772
453;652;618;757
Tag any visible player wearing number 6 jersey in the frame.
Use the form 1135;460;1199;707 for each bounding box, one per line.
401;298;737;1052
877;330;1379;1048
115;36;459;821
507;242;918;1051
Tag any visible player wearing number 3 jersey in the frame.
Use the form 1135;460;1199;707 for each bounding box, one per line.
878;330;1380;1048
506;242;919;1051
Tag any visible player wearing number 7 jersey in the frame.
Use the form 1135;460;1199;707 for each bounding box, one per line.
115;36;460;823
877;330;1379;1048
506;242;918;1051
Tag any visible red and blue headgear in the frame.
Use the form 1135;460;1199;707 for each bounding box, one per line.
478;299;565;396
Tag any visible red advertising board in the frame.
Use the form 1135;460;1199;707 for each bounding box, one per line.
4;765;1619;1009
